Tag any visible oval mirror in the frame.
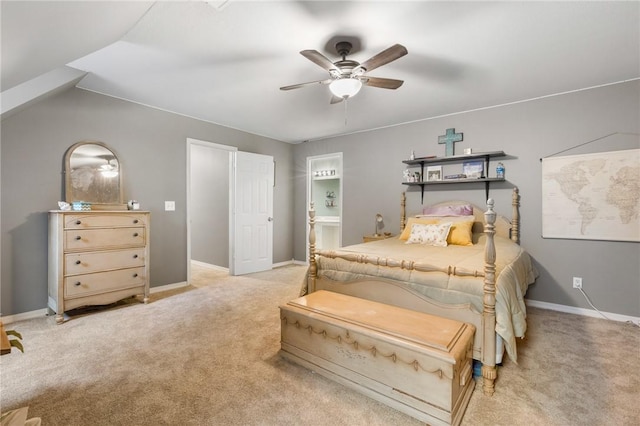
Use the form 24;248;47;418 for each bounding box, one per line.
64;141;124;207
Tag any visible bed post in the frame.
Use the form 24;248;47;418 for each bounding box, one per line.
400;192;406;232
308;202;317;293
482;199;497;396
511;187;520;244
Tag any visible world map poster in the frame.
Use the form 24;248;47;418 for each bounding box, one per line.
542;149;639;242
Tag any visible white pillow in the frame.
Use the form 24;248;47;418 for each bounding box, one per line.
405;222;452;247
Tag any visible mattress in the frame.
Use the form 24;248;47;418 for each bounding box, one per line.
312;235;538;362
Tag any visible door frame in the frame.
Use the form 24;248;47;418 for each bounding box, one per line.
186;138;237;284
306;152;343;261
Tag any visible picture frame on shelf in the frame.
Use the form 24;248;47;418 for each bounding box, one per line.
462;160;484;178
426;165;442;181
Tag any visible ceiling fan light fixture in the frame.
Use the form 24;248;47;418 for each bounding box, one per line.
329;78;362;99
100;162;119;178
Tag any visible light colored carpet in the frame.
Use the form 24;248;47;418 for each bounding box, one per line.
1;264;638;425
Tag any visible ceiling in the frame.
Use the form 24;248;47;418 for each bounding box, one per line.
2;1;638;144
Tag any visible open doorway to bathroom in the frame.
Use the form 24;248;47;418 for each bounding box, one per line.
306;153;343;260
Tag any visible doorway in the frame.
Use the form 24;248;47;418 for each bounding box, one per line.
306;153;343;259
186;139;274;281
186;139;236;283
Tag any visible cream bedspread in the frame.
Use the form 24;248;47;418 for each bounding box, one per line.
308;235;538;362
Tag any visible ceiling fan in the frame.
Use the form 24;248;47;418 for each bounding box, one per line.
280;41;408;104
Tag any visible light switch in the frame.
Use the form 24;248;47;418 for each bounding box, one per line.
165;201;175;211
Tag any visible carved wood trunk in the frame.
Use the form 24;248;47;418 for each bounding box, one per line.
280;291;476;426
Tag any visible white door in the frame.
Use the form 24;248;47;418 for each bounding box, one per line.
230;151;274;275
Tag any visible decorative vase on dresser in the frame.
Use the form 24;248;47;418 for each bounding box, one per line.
47;210;150;324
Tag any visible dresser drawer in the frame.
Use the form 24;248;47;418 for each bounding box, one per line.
64;213;148;229
64;267;146;298
65;248;146;275
65;227;146;251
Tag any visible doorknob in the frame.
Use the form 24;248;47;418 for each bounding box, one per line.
268;217;274;222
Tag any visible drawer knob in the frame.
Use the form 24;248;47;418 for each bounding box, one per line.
75;260;81;265
75;236;82;241
75;220;81;225
74;282;81;287
133;273;138;278
133;254;138;259
133;219;139;224
133;233;139;237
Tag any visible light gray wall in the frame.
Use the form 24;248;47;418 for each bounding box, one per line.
190;143;229;267
292;81;640;317
1;88;294;316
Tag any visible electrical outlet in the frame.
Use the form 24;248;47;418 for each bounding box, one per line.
572;277;582;289
164;201;175;211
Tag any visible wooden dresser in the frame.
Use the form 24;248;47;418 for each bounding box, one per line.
48;210;150;324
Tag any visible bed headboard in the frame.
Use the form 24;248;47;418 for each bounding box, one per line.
400;187;520;243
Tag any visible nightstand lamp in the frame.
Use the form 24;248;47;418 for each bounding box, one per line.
374;213;383;237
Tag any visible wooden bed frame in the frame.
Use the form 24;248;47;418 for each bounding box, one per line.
306;187;521;396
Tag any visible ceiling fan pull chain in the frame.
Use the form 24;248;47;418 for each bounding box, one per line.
344;97;348;126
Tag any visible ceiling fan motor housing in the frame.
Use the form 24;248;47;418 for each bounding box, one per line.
335;41;353;58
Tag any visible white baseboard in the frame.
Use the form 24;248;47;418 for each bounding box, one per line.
190;259;305;270
4;290;636;328
1;309;49;325
2;282;188;325
273;259;305;268
150;281;189;293
190;260;229;272
526;299;640;325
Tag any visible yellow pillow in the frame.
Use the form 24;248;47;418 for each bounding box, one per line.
446;220;475;246
399;217;438;240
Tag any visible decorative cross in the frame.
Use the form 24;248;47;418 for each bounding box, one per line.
438;128;463;157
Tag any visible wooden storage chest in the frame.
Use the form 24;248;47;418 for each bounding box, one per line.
280;290;475;426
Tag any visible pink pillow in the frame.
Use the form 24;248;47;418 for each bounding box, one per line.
422;204;473;217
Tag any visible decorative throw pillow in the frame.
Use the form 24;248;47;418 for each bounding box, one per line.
413;215;476;245
422;204;473;217
399;217;438;240
405;222;452;247
447;220;475;246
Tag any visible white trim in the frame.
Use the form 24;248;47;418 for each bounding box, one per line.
306;153;343;261
190;260;229;272
308;78;640;143
150;281;189;294
1;283;189;325
1;309;49;325
186;138;237;283
273;260;301;268
77;86;284;143
526;299;640;325
194;259;303;270
1;66;87;119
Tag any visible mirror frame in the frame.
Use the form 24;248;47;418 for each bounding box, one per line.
64;141;125;209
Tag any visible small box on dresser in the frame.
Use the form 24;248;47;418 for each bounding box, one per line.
48;210;150;324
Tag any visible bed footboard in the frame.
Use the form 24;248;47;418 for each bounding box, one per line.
306;193;515;397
